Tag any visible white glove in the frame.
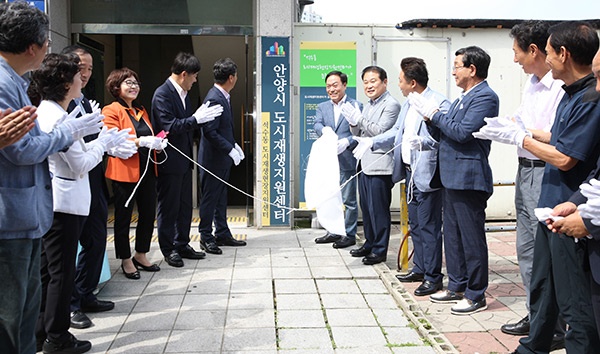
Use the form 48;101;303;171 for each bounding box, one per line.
321;126;335;136
341;102;362;126
108;139;137;159
578;198;600;226
474;118;532;148
337;138;350;155
138;136;167;150
580;178;600;200
234;143;245;161
578;180;600;225
228;147;241;166
352;136;373;160
407;136;423;150
58;110;104;140
194;101;224;124
95;126;132;151
407;92;439;119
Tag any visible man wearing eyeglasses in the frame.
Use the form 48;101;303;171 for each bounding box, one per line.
152;52;223;268
409;46;499;315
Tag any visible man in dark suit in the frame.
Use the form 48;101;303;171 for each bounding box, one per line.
62;45;121;330
313;71;361;249
152;52;223;267
372;57;450;296
198;58;246;255
409;46;498;315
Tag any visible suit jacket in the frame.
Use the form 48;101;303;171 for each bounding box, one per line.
569;153;600;284
103;100;157;183
152;79;200;175
198;85;236;170
429;81;498;193
313;96;362;171
37;100;105;216
350;91;400;175
372;88;450;189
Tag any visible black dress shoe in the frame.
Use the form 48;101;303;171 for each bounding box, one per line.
42;336;91;354
120;264;140;279
179;244;206;259
350;246;371;257
314;232;342;244
216;236;247;247
200;240;223;255
550;334;565;351
333;236;355;249
164;250;184;267
70;311;92;329
80;299;114;313
132;257;161;272
414;280;443;296
396;271;425;283
362;253;386;265
501;315;530;336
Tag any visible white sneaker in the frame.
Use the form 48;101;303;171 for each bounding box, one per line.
451;298;487;315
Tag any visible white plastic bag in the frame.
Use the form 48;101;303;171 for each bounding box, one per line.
305;128;346;235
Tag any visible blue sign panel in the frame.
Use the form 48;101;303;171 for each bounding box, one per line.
260;37;290;226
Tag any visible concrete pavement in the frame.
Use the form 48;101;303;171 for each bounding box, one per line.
72;214;567;354
73;222;436;353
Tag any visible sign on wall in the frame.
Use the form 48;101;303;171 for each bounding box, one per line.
298;41;357;208
8;0;44;12
260;37;290;226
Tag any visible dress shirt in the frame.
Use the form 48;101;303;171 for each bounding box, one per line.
332;94;347;127
514;72;564;160
401;104;419;164
168;77;187;109
214;84;230;104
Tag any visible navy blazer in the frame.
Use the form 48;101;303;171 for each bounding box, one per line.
313;96;362;172
151;79;200;174
198;86;236;170
569;153;600;284
429;81;498;193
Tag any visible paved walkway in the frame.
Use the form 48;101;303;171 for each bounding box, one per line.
73;225;434;353
71;217;567;354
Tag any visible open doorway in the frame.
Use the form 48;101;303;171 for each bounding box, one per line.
74;33;255;214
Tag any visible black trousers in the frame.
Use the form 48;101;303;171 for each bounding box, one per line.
198;168;232;243
71;165;108;311
592;273;600;341
157;169;193;256
518;225;600;354
36;212;86;343
358;173;393;257
112;174;156;259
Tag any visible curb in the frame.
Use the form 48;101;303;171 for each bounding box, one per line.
373;263;460;354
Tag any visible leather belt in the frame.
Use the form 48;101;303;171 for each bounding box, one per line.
519;157;545;168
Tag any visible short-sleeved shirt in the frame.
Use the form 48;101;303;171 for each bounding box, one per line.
538;74;600;208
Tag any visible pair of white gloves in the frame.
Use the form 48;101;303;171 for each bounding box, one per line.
351;135;423;160
472;116;532;148
228;143;245;166
57;100;136;159
578;178;600;226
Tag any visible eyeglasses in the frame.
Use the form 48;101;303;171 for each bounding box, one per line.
452;65;466;72
124;80;141;88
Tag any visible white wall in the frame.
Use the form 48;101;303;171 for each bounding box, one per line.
294;23;529;219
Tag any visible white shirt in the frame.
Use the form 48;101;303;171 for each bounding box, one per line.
168;77;187;109
514;72;564;159
332;94;347;127
401;104;420;164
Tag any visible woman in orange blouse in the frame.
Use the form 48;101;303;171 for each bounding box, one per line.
103;68;164;279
